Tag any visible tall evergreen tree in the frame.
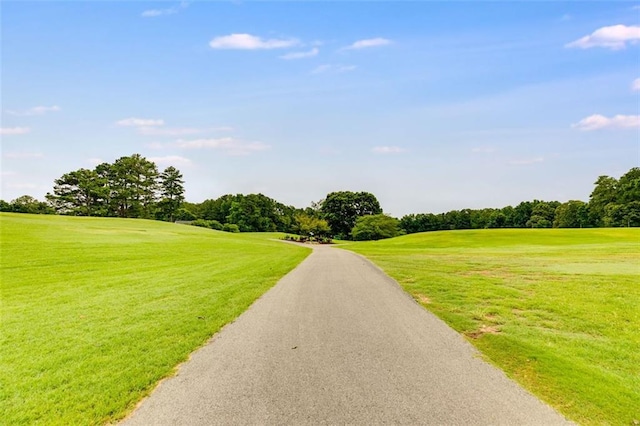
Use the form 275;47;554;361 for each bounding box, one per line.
157;166;185;221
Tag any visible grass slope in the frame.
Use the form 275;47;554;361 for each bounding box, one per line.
342;229;639;425
0;213;310;425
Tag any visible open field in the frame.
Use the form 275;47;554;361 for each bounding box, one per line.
342;228;640;425
0;213;310;425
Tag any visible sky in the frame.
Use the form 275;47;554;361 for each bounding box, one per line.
1;1;639;217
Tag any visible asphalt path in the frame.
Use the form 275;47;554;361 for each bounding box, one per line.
122;244;571;425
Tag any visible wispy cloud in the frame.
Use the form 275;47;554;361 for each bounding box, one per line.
87;158;104;166
116;118;164;127
471;147;497;153
344;37;392;50
572;114;640;130
148;155;192;166
176;137;270;156
632;78;640;91
566;24;640;50
372;146;406;154
138;127;202;136
6;183;39;190
142;1;188;18
311;64;357;74
6;105;60;116
509;157;544;165
0;127;31;135
280;47;319;60
209;33;298;50
4;151;44;159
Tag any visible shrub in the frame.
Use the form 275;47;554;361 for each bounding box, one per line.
222;223;240;233
351;214;401;241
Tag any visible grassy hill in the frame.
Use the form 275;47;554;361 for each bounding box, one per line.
0;213;310;425
342;228;640;425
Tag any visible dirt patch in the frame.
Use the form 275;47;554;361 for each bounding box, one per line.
465;324;501;339
415;293;432;304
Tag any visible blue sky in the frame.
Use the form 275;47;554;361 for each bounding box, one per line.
2;1;639;216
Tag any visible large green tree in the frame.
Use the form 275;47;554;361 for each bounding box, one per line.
588;175;618;226
320;191;382;238
156;166;185;221
46;168;106;216
109;154;159;218
351;214;402;241
553;200;590;228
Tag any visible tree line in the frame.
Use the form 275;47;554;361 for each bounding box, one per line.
1;156;638;240
399;167;639;234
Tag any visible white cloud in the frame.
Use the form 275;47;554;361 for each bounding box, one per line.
572;114;640;130
509;157;544;165
632;78;640;91
209;34;298;50
137;127;202;136
7;183;38;190
87;158;104;166
372;146;406;154
145;142;166;150
471;147;496;153
344;37;392;50
4;151;44;159
311;64;357;74
0;127;31;135
142;1;188;17
566;24;640;50
280;47;319;60
148;155;192;166
176;137;270;156
116;118;165;127
6;105;61;116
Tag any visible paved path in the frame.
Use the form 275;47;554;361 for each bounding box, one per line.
122;245;570;425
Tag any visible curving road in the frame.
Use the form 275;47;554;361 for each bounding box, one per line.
122;245;570;425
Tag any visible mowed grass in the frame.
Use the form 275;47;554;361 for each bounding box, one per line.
0;213;310;425
342;229;639;425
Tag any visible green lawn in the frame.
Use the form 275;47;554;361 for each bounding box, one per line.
342;228;640;426
0;213;310;425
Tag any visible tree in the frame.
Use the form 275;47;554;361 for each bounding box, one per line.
351;214;402;241
294;213;330;239
47;168;105;216
616;167;640;204
588;175;618;226
109;154;159;218
553;200;589;228
9;195;54;214
320;191;382;239
157;166;185;221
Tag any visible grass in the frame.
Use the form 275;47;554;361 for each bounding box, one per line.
342;228;640;426
0;213;310;425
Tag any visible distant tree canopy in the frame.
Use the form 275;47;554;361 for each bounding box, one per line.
398;167;640;234
44;154;185;220
191;193;299;233
320;191;382;239
2;165;638;237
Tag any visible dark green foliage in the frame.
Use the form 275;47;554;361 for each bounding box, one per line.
554;201;590;228
174;208;196;221
351;214;402;241
222;223;240;233
190;219;223;230
320;191;382;239
196;193;298;233
46;154;182;219
6;195;54;215
156;166;185;222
